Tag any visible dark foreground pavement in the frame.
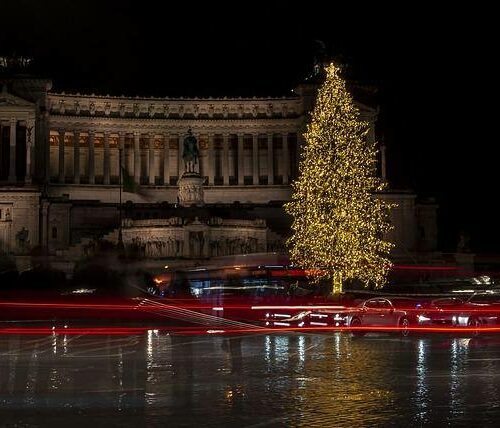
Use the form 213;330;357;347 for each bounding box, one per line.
2;330;500;427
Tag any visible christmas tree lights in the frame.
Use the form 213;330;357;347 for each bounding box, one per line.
285;62;394;294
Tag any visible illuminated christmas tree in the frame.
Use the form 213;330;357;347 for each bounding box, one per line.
285;62;394;294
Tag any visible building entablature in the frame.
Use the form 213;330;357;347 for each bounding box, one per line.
47;116;303;135
0;89;36;120
47;93;304;120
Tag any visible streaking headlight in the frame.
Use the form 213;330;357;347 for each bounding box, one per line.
417;314;431;322
288;311;310;322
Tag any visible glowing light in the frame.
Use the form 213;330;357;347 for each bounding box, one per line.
284;62;394;294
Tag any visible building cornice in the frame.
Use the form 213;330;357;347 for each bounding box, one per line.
47;115;304;133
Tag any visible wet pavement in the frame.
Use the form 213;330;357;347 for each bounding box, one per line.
2;331;500;427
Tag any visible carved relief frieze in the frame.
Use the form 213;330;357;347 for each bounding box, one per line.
153;138;164;149
64;134;73;147
110;136;119;148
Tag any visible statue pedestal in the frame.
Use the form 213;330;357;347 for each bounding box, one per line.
177;172;205;207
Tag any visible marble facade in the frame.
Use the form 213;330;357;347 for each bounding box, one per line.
0;71;437;260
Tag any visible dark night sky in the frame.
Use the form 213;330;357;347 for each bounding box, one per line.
1;1;496;252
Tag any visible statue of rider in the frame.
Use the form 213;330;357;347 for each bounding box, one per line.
182;128;199;173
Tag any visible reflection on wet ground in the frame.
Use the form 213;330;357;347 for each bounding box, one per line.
2;332;500;427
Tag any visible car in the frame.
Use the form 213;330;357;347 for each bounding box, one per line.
347;297;419;336
416;297;465;327
455;291;500;330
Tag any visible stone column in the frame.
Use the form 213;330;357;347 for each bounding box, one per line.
25;119;35;184
207;133;214;185
134;131;140;184
267;132;274;185
73;131;80;184
177;134;183;177
238;134;244;185
58;129;65;183
282;132;289;185
103;131;110;185
252;134;259;185
163;133;169;185
148;133;155;185
8;118;17;183
222;133;229;185
88;131;95;184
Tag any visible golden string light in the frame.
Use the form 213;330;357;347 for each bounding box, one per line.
285;62;395;294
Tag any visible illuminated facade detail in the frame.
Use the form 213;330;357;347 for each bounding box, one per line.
0;72;437;261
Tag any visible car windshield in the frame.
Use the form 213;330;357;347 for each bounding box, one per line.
468;294;500;304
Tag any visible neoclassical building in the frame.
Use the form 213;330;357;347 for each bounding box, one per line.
0;63;437;264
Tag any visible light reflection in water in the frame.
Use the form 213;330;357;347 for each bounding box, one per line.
2;332;500;427
449;338;469;420
298;335;305;366
414;339;429;424
274;335;289;363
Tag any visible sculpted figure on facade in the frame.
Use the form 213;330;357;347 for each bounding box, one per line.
133;103;140;117
16;227;29;252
